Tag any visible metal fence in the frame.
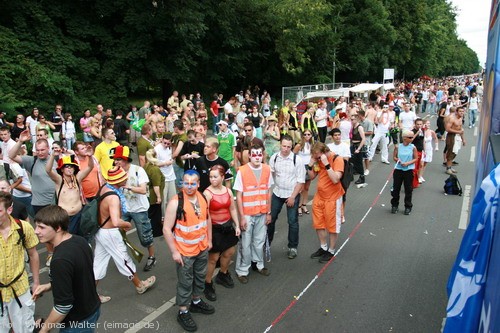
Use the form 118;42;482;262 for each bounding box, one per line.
281;82;356;104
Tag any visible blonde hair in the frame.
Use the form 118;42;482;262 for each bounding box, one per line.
145;149;159;165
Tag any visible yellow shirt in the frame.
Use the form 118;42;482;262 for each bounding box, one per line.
0;217;39;302
93;141;119;180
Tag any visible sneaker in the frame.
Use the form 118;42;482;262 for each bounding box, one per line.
215;271;234;289
46;253;53;267
451;168;458;173
364;169;370;176
99;294;111;303
203;282;217;301
391;207;399;214
177;311;197;332
257;268;270;276
420;177;426;183
136;276;156;294
288;248;298;259
404;208;412;215
452;161;459;166
418;177;423;184
189;299;215;315
355;177;365;185
143;256;156;272
381;159;390;164
237;275;248;284
310;248;327;259
318;251;334;263
445;168;454;175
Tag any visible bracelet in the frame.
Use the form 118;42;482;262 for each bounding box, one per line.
325;164;331;170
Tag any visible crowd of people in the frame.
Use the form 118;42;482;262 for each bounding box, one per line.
0;75;482;332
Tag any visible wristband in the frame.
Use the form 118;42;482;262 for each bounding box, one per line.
325;164;331;170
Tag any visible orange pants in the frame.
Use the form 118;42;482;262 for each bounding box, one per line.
312;195;343;233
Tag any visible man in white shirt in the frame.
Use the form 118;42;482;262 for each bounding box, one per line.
327;128;351;160
268;136;305;259
399;102;417;140
0;127;17;164
421;88;429;113
468;92;479;128
367;104;393;168
154;134;177;217
224;97;236;117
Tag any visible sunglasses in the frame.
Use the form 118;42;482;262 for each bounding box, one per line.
64;165;74;169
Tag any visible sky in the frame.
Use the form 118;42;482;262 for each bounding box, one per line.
450;0;490;66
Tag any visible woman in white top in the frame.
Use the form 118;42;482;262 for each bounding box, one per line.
336;112;352;146
293;129;314;216
314;100;329;143
419;119;438;183
62;113;76;150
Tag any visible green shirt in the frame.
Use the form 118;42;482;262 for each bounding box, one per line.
137;137;153;159
173;133;188;167
217;131;236;162
144;163;165;204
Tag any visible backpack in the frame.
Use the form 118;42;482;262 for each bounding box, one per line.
79;186;118;238
333;155;354;191
272;153;296;167
444;174;462;196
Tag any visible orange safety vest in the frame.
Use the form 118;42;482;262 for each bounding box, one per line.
239;164;271;216
173;192;209;257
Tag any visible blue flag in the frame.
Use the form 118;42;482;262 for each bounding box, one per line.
444;165;500;332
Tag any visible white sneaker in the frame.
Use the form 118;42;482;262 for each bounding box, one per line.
421;177;426;182
364;169;370;176
381;160;390;165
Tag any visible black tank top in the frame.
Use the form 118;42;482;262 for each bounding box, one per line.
249;113;261;128
351;125;362;142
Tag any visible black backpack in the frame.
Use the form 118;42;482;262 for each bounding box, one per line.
333;155;354;191
444;174;462;196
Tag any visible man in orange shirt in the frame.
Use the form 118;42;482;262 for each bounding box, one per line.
307;142;344;263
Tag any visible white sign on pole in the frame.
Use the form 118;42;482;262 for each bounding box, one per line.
383;68;395;81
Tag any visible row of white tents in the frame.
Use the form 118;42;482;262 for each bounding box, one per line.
302;82;395;101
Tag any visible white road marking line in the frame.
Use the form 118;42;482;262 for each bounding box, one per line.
470;146;475;162
459;185;472;230
124;296;176;333
474;126;478;136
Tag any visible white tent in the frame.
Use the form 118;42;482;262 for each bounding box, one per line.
349;83;395;93
304;88;351;100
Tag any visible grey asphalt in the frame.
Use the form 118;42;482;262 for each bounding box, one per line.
32;116;475;333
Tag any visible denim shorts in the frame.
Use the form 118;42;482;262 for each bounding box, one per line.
122;211;154;248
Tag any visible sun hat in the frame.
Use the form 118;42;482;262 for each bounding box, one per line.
107;166;128;185
56;155;80;175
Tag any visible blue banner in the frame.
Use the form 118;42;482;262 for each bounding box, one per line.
444;165;500;332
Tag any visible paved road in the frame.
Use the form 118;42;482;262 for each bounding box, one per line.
32;116;476;333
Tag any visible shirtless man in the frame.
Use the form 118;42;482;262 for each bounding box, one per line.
365;104;378;124
146;106;164;135
45;147;94;235
444;107;466;175
93;166;156;301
